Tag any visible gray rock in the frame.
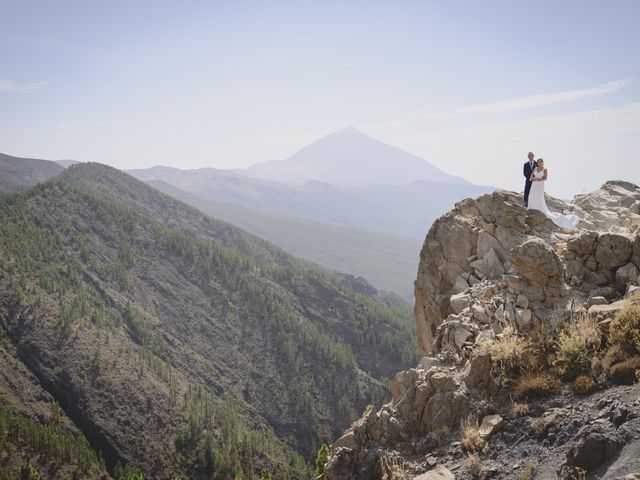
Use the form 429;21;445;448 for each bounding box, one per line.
418;357;441;370
615;262;640;292
515;308;532;330
588;299;627;319
484;248;506;279
587;296;609;307
595;233;633;271
515;294;529;309
462;349;492;389
509;238;565;287
477;231;506;262
566;426;622;471
331;432;359;453
414;465;455;480
479;414;504;438
567;230;598;256
449;292;471;314
475;329;496;345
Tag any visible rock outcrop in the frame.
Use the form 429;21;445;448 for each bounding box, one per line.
322;181;640;480
415;181;640;356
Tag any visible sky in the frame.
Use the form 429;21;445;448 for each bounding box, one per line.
1;0;639;197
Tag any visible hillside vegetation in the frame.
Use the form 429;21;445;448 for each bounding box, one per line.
147;179;420;297
0;163;419;479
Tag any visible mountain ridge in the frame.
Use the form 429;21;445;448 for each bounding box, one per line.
0;162;419;479
146;178;421;296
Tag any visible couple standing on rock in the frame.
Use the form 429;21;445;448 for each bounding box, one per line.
522;151;580;229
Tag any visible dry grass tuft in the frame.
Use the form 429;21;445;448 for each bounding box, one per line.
488;326;544;378
510;402;529;417
530;415;558;438
463;453;485;479
609;304;640;355
554;314;601;381
572;375;595;395
608;356;640;384
460;417;487;454
513;372;561;400
571;467;587;480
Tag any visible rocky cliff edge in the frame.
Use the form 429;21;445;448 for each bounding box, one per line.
321;181;640;480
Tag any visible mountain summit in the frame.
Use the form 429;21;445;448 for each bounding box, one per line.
242;127;469;186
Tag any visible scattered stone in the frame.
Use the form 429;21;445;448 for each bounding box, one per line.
419;357;441;370
515;294;529;309
616;262;640;291
330;432;359;453
414;465;455;480
515;308;532;330
449;292;471;314
587;296;609;307
475;329;495;345
588;299;627;318
479;414;504;438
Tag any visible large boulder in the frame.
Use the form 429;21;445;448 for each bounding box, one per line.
567;230;598;256
509;238;564;287
615;262;640;292
632;234;640;271
566;426;622;472
595;233;633;271
462;349;492;390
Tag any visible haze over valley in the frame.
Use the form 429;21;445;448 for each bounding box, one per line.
1;1;639;479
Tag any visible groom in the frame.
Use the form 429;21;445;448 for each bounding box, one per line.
523;151;536;207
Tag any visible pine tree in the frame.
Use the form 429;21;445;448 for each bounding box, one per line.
315;444;330;475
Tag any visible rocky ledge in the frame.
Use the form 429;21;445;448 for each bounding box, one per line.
321;181;640;480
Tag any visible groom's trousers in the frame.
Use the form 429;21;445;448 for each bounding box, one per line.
524;180;532;207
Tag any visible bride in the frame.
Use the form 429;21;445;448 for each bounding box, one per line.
528;158;579;229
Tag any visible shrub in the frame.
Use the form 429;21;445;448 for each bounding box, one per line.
608;356;640;384
519;463;536;480
530;415;557;438
608;304;640;355
572;467;587;480
20;462;41;480
463;453;484;479
554;315;601;381
513;372;561;399
572;375;595;395
361;404;374;418
488;327;541;377
460;417;487;453
602;344;629;373
510;402;529;417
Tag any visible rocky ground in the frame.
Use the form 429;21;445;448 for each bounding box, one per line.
321;181;640;479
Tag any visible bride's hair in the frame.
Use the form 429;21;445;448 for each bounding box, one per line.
537;158;544;165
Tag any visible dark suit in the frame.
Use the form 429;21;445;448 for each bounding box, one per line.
523;160;536;207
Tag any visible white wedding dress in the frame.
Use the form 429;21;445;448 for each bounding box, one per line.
528;168;579;229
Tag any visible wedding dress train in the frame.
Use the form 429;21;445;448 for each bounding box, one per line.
528;168;579;229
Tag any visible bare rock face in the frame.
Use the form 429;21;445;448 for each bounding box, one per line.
415;182;640;355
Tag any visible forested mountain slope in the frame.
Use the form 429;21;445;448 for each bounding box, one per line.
0;163;418;479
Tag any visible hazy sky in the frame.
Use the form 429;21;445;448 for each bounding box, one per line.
1;0;638;197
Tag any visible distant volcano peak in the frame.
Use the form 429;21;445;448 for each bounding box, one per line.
242;128;470;187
